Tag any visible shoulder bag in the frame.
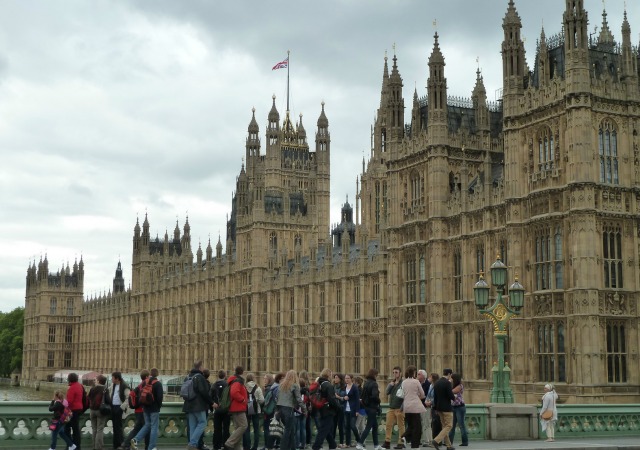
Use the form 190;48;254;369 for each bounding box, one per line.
99;386;112;416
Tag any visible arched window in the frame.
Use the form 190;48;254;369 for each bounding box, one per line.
419;256;426;303
599;120;619;184
269;232;278;256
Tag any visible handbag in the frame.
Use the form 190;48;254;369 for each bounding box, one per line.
541;409;553;420
396;384;405;399
99;386;112;416
269;417;284;439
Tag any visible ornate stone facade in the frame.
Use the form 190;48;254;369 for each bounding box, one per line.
23;1;640;403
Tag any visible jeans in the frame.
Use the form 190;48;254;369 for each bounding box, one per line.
65;410;82;450
188;410;208;447
313;414;336;450
243;414;261;450
264;413;280;449
279;406;297;450
214;411;231;450
51;420;74;449
419;411;431;444
111;405;124;448
134;410;160;450
344;410;360;446
448;405;468;446
90;409;107;449
333;408;345;445
358;408;378;446
296;414;306;448
124;411;149;450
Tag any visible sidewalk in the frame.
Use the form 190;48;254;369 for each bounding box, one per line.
152;438;640;450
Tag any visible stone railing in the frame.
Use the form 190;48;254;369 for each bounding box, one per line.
0;402;638;447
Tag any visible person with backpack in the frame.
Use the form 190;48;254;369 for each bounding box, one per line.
263;372;283;450
123;369;150;450
355;368;381;450
243;373;264;450
211;370;230;450
311;368;340;450
48;390;77;450
183;360;213;450
260;373;275;450
88;375;109;450
296;378;310;450
65;372;85;450
130;367;163;450
224;366;249;450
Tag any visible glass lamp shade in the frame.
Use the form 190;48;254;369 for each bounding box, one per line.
474;275;490;309
490;256;507;287
509;278;525;309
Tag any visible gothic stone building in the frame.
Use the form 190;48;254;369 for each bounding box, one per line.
23;1;640;403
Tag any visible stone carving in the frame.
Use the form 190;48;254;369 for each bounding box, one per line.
605;292;626;316
535;295;552;316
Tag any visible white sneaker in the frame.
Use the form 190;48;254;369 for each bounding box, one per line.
356;444;365;450
69;445;77;450
375;446;384;450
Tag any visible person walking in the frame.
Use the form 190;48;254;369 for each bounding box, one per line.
277;370;304;450
353;377;366;436
311;368;340;450
425;373;440;442
430;371;454;450
184;360;213;450
383;367;405;449
224;366;249;450
448;374;468;447
333;373;347;448
400;366;426;449
243;373;264;450
355;368;381;450
123;370;150;450
48;390;77;450
131;367;163;450
540;384;558;443
88;375;109;450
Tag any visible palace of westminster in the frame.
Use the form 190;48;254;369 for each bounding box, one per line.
22;1;640;403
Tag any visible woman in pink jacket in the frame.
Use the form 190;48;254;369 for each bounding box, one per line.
400;366;426;449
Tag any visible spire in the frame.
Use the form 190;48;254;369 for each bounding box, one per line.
427;32;447;119
502;0;525;94
382;53;389;92
196;242;203;264
134;216;141;236
206;237;213;262
597;7;615;49
317;101;329;128
173;220;180;242
620;7;637;82
268;95;280;127
297;113;306;138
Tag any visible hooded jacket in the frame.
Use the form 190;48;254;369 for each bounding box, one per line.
183;369;212;413
227;375;248;413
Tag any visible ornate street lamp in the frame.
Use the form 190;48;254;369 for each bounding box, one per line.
474;255;526;403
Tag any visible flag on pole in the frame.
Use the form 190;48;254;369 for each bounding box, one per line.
272;57;289;70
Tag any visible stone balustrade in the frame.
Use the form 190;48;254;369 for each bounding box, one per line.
0;402;638;448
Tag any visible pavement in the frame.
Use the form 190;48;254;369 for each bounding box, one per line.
148;439;640;450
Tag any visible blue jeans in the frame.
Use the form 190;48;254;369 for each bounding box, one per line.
50;421;74;449
358;408;378;446
296;414;306;448
188;410;208;446
279;406;297;450
448;405;468;446
243;413;261;450
135;410;160;449
344;410;360;445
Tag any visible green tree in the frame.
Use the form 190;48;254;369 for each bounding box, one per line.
0;307;24;377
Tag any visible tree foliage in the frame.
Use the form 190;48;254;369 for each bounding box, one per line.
0;307;24;377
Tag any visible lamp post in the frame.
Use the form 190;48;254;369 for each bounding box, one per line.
473;255;525;403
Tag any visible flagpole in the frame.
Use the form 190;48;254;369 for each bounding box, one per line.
287;50;290;112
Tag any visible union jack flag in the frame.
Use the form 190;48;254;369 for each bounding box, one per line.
272;57;288;70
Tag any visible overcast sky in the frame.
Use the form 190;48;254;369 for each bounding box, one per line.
1;0;637;312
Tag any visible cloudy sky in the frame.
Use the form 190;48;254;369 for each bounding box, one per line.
1;0;637;312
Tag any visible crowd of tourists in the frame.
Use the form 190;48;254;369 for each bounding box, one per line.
48;364;558;450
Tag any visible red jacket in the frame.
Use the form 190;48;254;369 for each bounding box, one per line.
67;381;85;412
227;375;248;413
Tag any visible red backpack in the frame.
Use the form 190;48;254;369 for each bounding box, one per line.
309;381;329;411
139;379;158;406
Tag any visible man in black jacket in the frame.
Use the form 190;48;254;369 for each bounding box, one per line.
212;370;230;450
184;360;213;450
431;372;455;450
312;368;340;450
